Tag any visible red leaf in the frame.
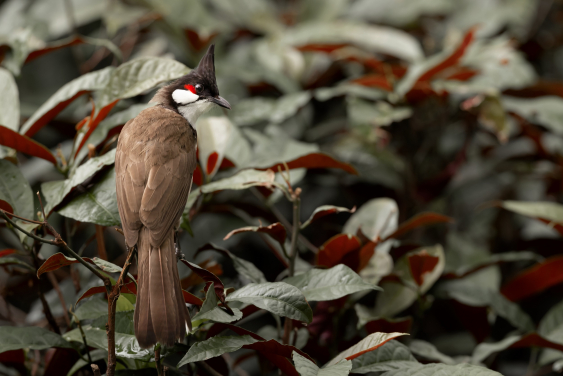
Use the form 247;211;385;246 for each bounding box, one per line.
206;151;219;175
184;29;217;52
25;90;89;137
504;80;563;99
224;222;287;246
182;290;203;306
351;74;393;91
317;234;362;268
37;253;96;277
180;259;232;313
408;250;440;286
415;27;477;84
193;164;203;186
0;200;13;217
0;349;24;364
0;125;57;165
510;333;563;353
260;152;358;175
445;66;478;81
501;255;563;301
76;281;136;304
358;242;376;272
0;249;17;258
383;212;452;241
75;100;120;158
365;317;413;335
219;157;236;170
296;44;348;53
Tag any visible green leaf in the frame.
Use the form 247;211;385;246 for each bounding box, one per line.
192;283;242;327
293;351;352;376
314;84;386;102
282;22;423;63
539;300;563;344
226;282;313;323
0;326;73;352
64;325;151;360
75;297;107;320
348;98;412;128
445;251;543;277
284;264;381;302
226;252;267;284
0;159;34;220
92;311;134;335
229;92;311;126
42;149;116;213
58;167;120;226
177;335;258;367
326;332;408;367
343;198;398;244
409;340;455;365
0;67;19;131
380;363;502;376
472;335;521;364
95;57;189;110
351;340;419;374
503;96;563;136
67;349;107;376
20;66;114;136
0;256;34;270
501;200;563;224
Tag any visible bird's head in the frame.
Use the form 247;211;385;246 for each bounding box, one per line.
153;44;230;125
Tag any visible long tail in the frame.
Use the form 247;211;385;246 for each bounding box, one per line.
134;227;190;348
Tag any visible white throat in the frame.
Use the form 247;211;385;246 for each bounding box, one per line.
178;99;213;126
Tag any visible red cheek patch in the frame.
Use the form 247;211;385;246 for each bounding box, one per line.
184;84;196;94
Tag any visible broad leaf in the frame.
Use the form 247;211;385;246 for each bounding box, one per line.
21;66;114;137
177;335;258;366
226;282;313;323
0;257;34;270
301;205;355;229
539;300;563;344
192;283;242;327
198;243;267;283
42;149;116;213
409;340;455;365
0;67;19;131
293;351;351;376
284;264;381;301
66;349;107;376
384;212;452;241
58;167;120;226
351;340;419;374
343;198;398;248
180;259;229;311
501;200;563;230
0;159;34;220
0;326;73;352
75;297;107;320
472;333;563;364
503;96;563;136
64;325;151;360
444;251;542;279
381;363;502;376
326;332;408;366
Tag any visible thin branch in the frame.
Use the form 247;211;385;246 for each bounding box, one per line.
155;344;163;375
70;307;92;364
106;245;136;376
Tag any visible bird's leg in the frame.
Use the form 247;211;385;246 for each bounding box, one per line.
174;231;184;261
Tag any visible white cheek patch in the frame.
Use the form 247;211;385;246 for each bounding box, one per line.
172;89;199;105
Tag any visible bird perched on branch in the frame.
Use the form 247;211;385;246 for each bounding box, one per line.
115;45;230;348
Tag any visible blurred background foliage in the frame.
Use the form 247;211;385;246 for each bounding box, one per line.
2;0;563;375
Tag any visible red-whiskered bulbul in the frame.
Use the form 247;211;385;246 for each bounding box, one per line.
115;45;230;348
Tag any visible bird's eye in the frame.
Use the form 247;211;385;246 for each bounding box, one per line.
195;84;203;93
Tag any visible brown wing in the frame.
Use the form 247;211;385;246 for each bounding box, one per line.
116;107;197;248
140;148;195;247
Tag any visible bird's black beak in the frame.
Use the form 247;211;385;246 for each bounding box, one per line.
210;96;231;110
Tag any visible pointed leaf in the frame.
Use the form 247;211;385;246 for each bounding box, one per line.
37;253;94;277
343;198;398;244
226;282;313;323
326;332;408;366
317;234;362;268
224;222;287;246
381;363;502;376
0;159;34;220
285;264;380;302
301;205;356;229
183;290;203;306
181;259;230;312
0;257;34;270
177;335;258;367
0;249;17;258
0;125;57;165
198;243;267;283
409;340;455;364
473;333;563;364
261;152;357;175
192;283;242;326
293;351;351;376
0;67;19;131
58;167;120;226
501;255;563;301
351;340;418;374
383;212;452;241
75;282;136;305
0;326;73;352
407;250;440;286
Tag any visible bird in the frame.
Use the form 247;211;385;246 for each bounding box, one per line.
115;44;230;348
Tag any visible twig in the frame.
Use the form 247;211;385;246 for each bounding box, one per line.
91;364;102;376
155;344;163;375
106;245;136;376
198;361;223;376
46;272;71;328
70;308;92;364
